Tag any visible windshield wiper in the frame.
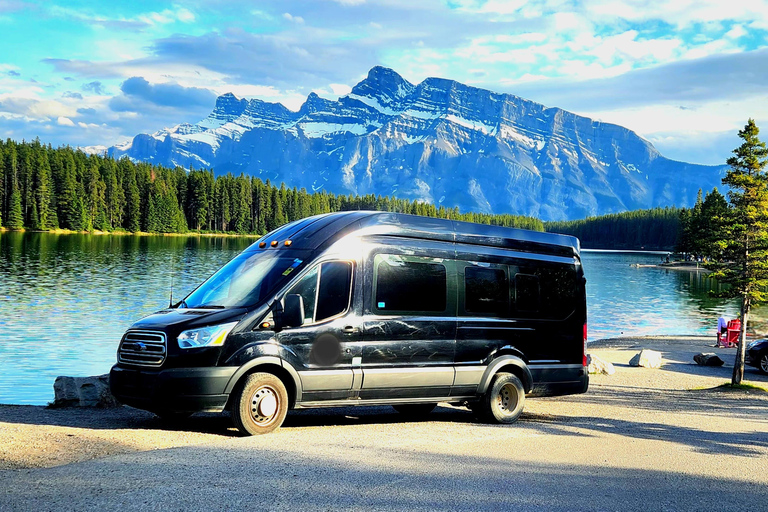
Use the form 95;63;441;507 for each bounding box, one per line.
197;304;227;309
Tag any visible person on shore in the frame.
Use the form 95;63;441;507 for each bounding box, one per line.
717;316;728;346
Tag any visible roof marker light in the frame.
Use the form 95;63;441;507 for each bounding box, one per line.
284;240;292;247
259;242;267;248
270;240;278;247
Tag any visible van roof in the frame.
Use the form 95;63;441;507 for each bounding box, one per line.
250;211;580;258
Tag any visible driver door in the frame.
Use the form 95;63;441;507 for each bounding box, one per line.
277;260;363;402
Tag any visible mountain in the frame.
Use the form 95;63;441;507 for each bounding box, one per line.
109;66;726;221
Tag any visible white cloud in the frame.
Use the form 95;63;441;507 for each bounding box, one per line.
283;12;305;24
329;83;352;96
57;116;75;126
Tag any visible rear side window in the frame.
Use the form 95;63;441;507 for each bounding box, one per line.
285;261;353;324
514;273;540;312
374;255;446;313
465;265;508;315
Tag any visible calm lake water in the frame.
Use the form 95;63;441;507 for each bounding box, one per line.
0;232;760;405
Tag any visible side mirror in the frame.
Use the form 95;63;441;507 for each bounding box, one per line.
282;294;305;329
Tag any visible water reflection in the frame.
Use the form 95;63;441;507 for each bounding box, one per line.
582;251;766;340
0;232;254;405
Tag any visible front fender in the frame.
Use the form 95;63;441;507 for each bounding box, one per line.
223;355;303;404
477;355;533;394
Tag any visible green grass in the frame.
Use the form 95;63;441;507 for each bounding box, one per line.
716;382;768;393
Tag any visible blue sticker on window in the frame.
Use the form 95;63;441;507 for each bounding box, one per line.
377;302;385;308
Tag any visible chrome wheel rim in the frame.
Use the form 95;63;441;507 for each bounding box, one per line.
760;355;768;373
249;385;280;426
495;383;519;416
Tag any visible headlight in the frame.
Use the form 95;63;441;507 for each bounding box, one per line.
177;322;238;349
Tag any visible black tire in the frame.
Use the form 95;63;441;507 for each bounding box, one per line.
392;403;437;417
477;372;525;424
230;372;289;436
759;352;768;375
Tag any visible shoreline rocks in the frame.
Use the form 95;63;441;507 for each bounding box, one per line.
694;353;725;366
52;375;120;408
629;349;663;369
587;354;616;375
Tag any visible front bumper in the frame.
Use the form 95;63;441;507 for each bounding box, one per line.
110;365;238;414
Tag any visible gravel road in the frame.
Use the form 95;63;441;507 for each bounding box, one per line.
1;336;767;511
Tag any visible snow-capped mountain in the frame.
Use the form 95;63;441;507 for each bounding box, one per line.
109;66;726;221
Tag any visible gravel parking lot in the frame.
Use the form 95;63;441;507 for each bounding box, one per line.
1;336;767;511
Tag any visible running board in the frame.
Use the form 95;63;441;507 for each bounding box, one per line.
294;396;477;409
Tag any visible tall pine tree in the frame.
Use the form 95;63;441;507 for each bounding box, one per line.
709;119;768;384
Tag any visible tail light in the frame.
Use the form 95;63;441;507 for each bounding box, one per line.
582;322;588;366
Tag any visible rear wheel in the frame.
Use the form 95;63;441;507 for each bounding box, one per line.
231;372;289;435
759;352;768;375
477;372;525;424
392;403;437;417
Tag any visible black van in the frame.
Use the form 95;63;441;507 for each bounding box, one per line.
110;211;588;435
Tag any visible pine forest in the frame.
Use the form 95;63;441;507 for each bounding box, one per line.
0;139;543;235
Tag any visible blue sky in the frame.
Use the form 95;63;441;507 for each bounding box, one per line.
1;0;767;164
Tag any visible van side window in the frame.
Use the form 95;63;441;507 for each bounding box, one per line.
374;255;446;313
285;261;353;324
514;273;540;312
465;265;508;316
316;261;353;321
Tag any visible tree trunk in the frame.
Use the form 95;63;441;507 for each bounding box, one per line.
732;297;749;385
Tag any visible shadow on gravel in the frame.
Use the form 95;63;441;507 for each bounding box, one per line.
0;405;240;436
0;404;481;436
4;444;768;511
525;413;768;457
551;384;768;419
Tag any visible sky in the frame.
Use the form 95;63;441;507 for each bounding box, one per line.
1;0;767;165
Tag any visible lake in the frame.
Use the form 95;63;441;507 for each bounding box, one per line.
0;232;759;405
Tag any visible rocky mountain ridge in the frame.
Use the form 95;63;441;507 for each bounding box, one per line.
109;66;725;221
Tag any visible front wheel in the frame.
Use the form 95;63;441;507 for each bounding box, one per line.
759;352;768;375
477;372;525;424
231;372;289;435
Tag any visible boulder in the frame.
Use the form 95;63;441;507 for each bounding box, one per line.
587;354;616;375
694;353;725;366
52;374;120;408
629;349;663;369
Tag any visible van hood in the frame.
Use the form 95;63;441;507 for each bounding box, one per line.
130;308;249;331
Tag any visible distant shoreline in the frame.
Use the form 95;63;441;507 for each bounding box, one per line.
582;248;670;254
0;228;261;238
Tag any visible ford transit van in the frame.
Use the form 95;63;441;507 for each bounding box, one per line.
110;211;588;435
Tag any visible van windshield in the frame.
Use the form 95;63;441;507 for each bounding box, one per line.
182;252;304;309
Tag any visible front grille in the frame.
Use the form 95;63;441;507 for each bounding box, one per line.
118;330;167;367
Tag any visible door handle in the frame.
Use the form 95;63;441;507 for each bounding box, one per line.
342;325;358;334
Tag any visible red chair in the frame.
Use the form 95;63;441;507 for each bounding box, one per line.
726;319;741;347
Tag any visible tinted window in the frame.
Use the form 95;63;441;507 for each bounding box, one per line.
515;273;540;312
465;266;508;315
285;261;353;324
537;266;578;319
287;266;318;324
316;261;353;321
375;255;446;313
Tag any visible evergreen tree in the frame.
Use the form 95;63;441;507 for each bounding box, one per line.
7;187;23;229
33;149;56;229
121;161;141;232
709;119;768;384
